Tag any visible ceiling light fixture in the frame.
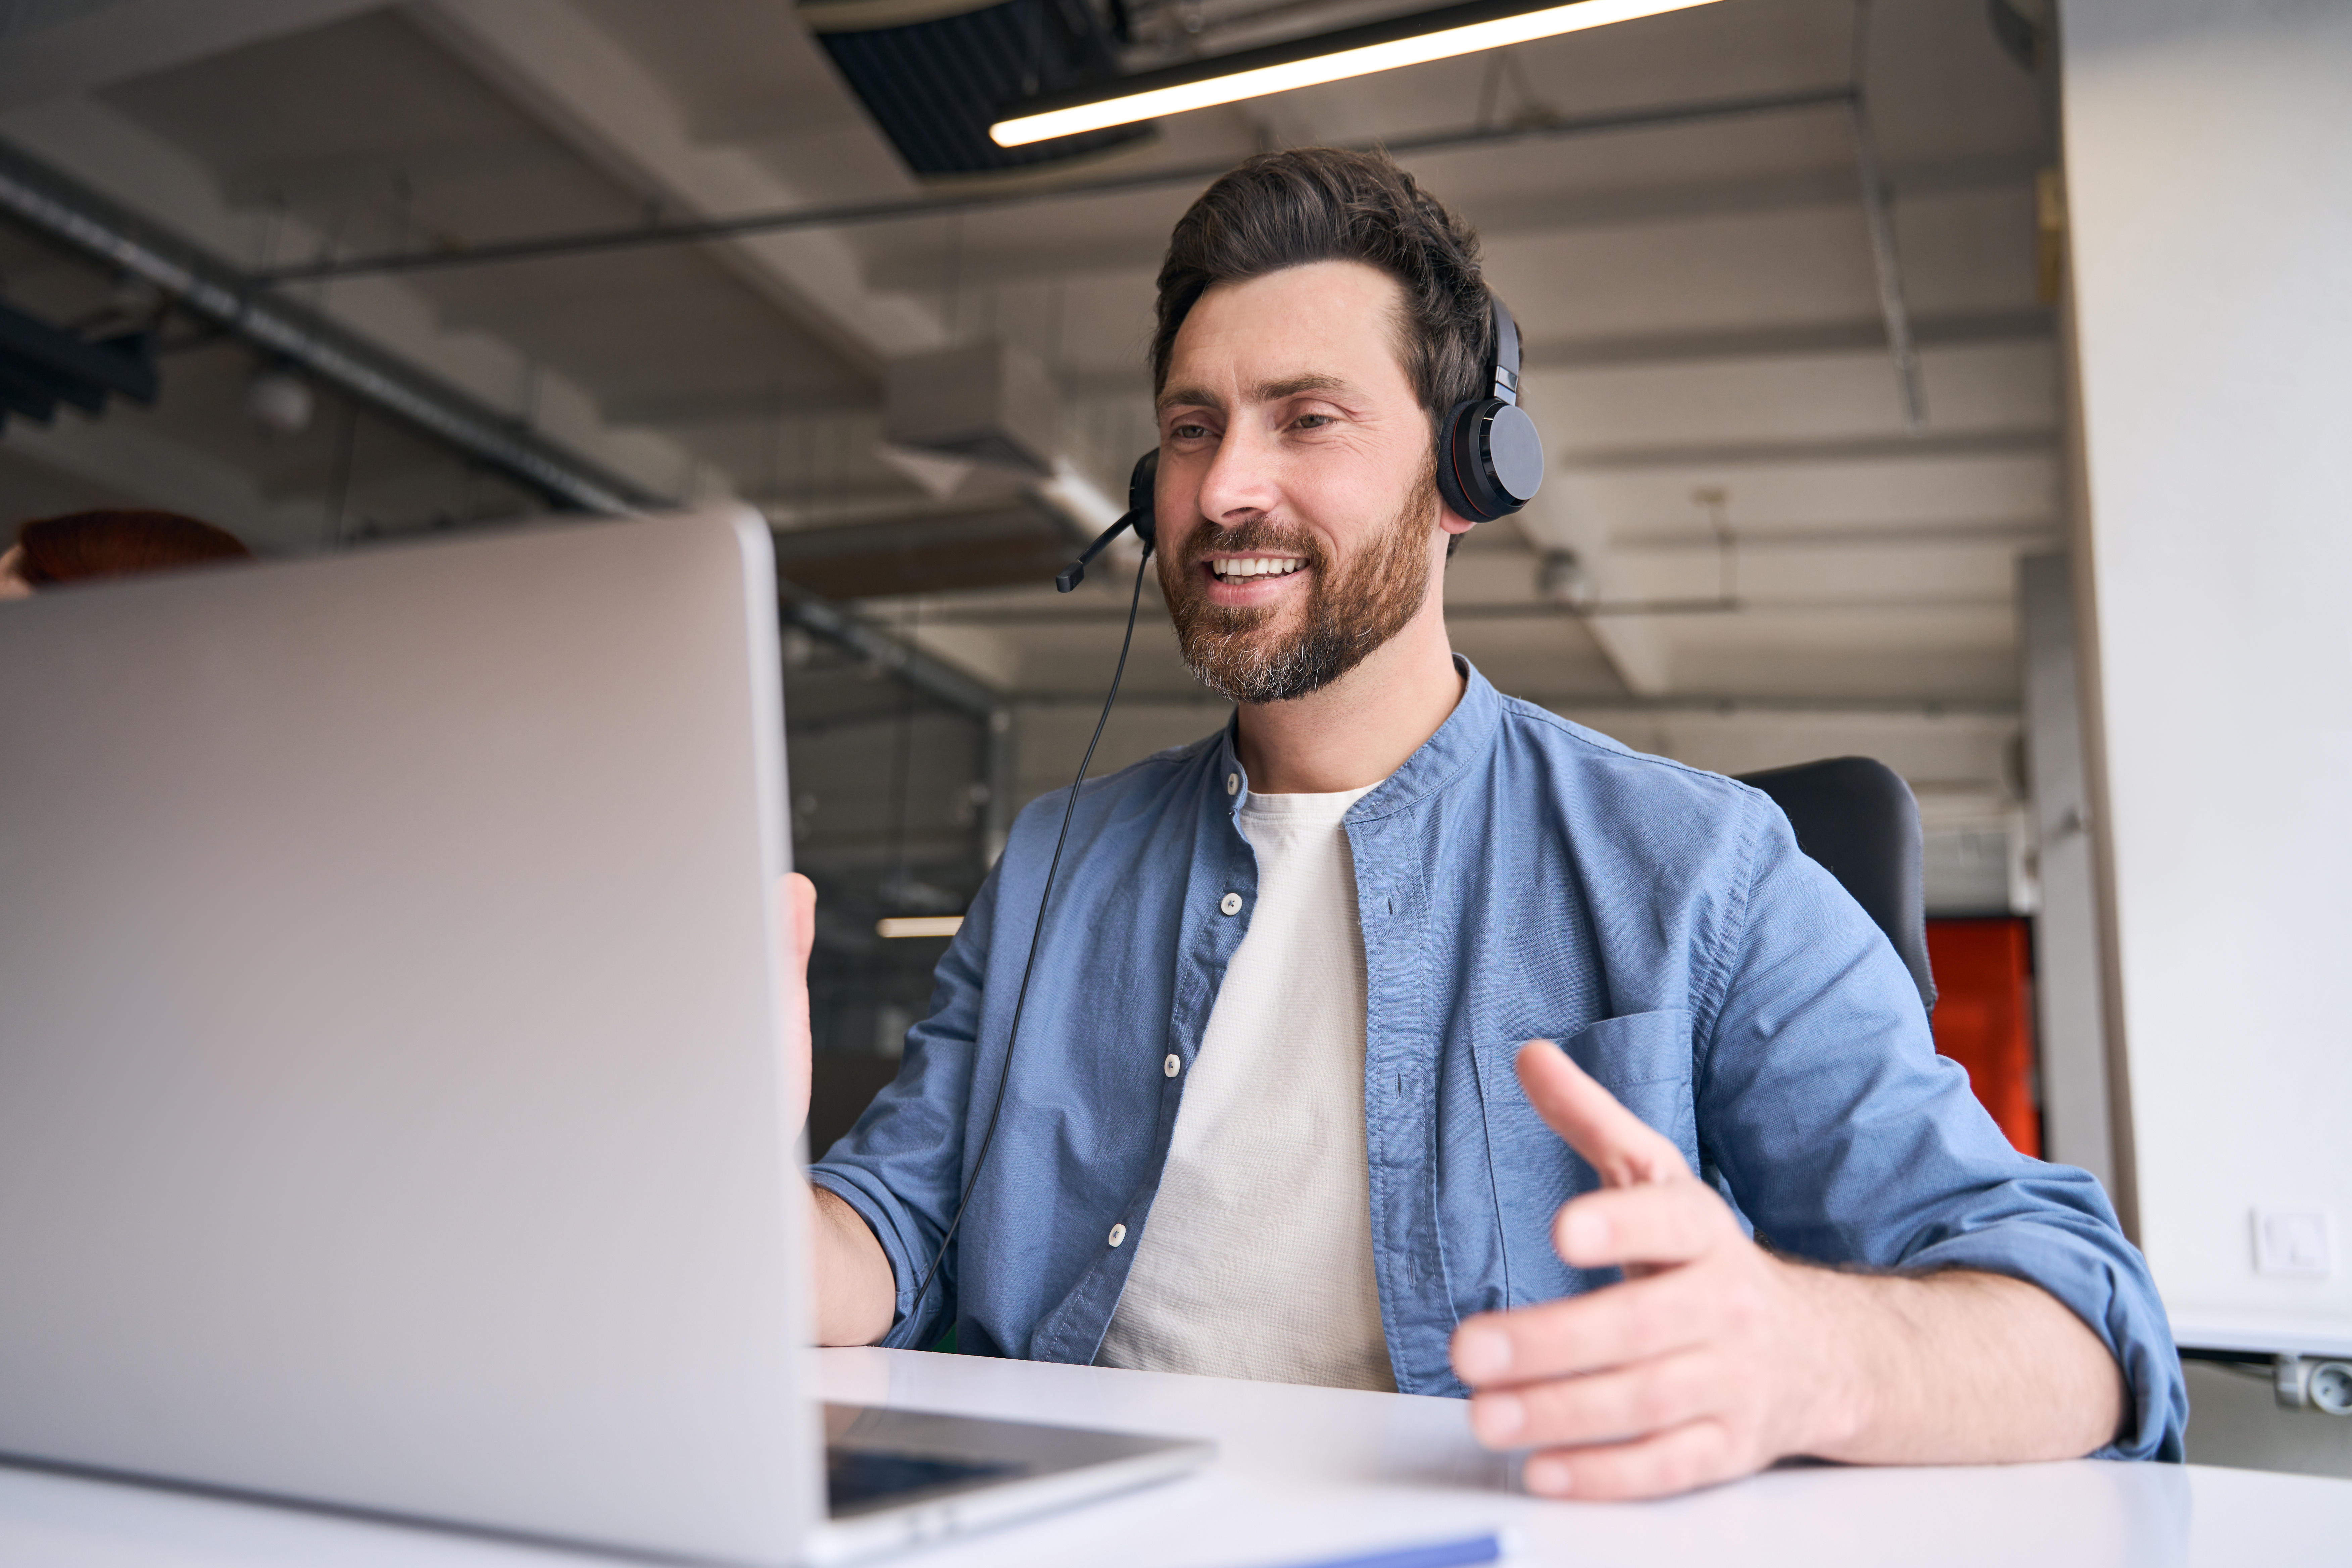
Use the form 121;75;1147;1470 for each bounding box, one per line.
877;915;966;939
990;0;1729;148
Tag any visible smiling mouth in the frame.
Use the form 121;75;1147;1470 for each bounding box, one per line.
1207;556;1308;584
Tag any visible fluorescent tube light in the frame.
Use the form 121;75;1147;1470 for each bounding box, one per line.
877;915;966;938
991;0;1729;148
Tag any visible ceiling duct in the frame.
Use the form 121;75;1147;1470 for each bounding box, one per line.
0;296;156;434
802;0;1153;180
882;339;1062;477
773;499;1078;598
0;137;651;513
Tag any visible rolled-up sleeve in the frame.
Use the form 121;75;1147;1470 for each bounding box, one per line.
1697;793;2187;1462
808;870;1000;1351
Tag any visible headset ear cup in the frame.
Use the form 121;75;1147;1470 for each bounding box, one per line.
1443;398;1526;525
1434;400;1489;524
1438;294;1544;527
1482;402;1544;516
1127;449;1159;550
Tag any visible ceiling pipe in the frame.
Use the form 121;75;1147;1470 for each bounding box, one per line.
254;85;1853;285
0;135;1004;728
1843;2;1925;428
0;137;656;514
781;589;1006;720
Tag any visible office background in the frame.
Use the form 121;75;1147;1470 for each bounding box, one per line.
0;0;2343;1477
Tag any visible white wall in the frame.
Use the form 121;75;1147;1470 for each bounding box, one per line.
2062;0;2352;1354
2021;550;2114;1191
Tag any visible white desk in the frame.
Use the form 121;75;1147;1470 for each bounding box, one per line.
3;1348;2343;1568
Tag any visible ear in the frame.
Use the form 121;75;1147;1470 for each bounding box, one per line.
1428;418;1480;539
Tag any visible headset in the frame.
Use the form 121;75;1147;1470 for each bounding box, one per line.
1435;298;1545;526
901;297;1541;1329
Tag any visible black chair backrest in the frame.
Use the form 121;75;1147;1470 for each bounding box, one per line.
807;1051;908;1161
1734;756;1936;1014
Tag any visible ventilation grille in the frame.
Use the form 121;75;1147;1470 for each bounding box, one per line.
806;0;1152;180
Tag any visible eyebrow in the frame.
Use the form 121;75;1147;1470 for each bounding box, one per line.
1155;373;1352;416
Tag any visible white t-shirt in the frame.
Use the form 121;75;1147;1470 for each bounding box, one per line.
1094;785;1395;1391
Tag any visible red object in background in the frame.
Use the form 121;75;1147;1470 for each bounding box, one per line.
1923;917;2042;1158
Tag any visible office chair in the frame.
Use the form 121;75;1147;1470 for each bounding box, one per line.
1734;757;1937;1014
807;1051;907;1161
809;756;1940;1159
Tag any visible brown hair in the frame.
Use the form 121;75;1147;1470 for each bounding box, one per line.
12;510;253;587
1152;147;1493;421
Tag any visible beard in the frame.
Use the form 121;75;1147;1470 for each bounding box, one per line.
1158;462;1440;705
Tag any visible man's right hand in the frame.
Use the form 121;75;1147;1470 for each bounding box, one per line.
778;872;898;1345
779;872;818;1137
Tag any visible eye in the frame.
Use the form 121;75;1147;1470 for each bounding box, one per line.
1292;413;1335;431
1169;422;1213;441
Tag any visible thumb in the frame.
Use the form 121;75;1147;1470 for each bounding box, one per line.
1515;1039;1691;1188
786;872;817;969
779;873;817;1135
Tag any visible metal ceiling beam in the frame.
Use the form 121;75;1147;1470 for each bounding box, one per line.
1844;0;1924;430
914;593;2013;625
1849;96;1925;429
0;0;384;112
0;135;1006;734
1014;689;2020;715
781;590;1006;720
0;135;658;514
863;157;2042;291
1524;309;2051;372
1611;518;2060;551
1559;427;2057;471
407;0;945;376
1050;309;2055;397
254;84;1856;284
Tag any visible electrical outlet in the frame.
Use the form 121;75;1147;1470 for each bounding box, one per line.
2253;1208;2335;1277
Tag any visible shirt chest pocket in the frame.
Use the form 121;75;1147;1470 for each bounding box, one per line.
1470;1010;1698;1307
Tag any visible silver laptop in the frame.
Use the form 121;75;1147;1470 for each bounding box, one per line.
0;508;1207;1565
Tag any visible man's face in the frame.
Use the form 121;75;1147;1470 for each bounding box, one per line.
1154;261;1466;704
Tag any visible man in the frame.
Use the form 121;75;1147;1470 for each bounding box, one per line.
785;148;2186;1498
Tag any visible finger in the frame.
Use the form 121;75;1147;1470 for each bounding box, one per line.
786;873;818;967
1520;1419;1744;1502
777;874;818;1134
1552;1181;1729;1271
1515;1040;1692;1187
1468;1348;1720;1451
1452;1268;1720;1386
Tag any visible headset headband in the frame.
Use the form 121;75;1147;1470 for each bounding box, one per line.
1490;298;1522;405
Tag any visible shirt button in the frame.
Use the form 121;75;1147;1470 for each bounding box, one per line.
1220;892;1242;916
1164;1054;1182;1077
1226;772;1239;795
1108;1223;1127;1248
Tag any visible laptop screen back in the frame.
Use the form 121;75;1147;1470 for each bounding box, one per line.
0;510;820;1565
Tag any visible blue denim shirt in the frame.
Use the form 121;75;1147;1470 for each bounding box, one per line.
812;661;2186;1461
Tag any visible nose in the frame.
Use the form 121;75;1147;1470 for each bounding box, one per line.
1194;418;1283;528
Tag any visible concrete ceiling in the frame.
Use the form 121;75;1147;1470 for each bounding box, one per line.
0;0;2058;914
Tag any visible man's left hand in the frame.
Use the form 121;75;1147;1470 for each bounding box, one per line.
1448;1039;1858;1499
1448;1040;2129;1498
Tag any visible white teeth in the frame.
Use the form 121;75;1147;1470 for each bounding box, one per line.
1214;557;1304;581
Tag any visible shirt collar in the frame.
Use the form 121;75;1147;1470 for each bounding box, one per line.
1214;655;1501;822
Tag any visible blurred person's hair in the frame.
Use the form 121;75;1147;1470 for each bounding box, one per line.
13;510;253;587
